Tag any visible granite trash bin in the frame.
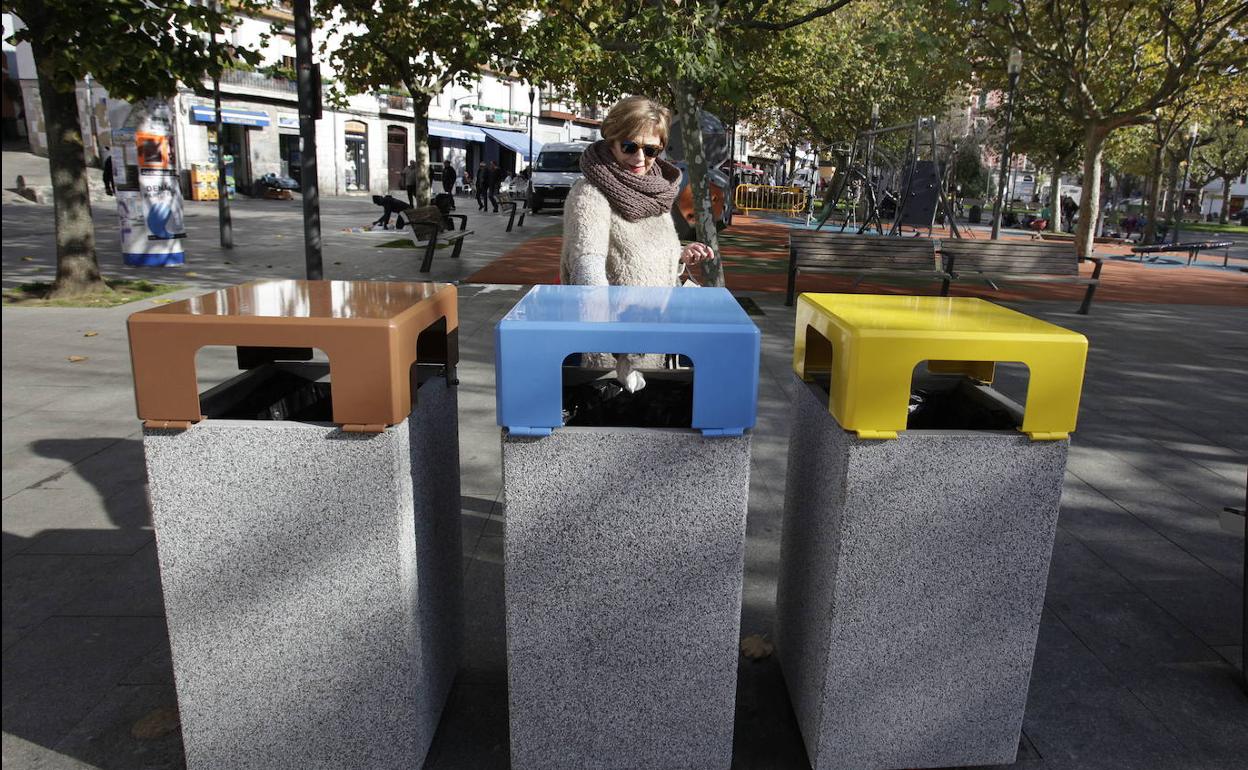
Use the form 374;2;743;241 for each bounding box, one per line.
496;285;760;769
776;293;1088;770
128;279;463;770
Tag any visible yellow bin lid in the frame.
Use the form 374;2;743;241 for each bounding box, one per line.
793;294;1088;440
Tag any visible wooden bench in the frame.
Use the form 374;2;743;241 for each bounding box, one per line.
785;231;948;306
404;205;473;273
939;239;1103;314
1130;240;1233;266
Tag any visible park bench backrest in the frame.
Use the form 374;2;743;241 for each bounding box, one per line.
789;231;940;270
939;239;1077;276
404;205;450;236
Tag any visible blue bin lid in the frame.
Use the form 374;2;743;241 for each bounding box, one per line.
496;285;760;436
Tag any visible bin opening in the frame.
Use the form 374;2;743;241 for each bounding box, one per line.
560;365;693;429
807;367;1024;432
906;375;1020;431
200;362;334;422
197;343;448;424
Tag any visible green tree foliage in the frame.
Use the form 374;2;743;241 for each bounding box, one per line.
322;0;533;207
956;0;1248;256
992;81;1085;232
2;0;258;296
744;0;974;160
520;0;858;288
1196;119;1248;225
952;140;990;198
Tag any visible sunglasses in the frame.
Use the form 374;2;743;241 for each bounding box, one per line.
618;140;664;158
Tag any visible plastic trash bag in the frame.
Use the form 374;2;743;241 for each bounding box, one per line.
561;375;693;428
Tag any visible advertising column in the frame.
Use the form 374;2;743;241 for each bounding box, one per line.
115;99;186;266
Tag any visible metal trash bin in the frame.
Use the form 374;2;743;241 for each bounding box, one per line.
776;293;1087;770
128;279;462;770
496;285;760;769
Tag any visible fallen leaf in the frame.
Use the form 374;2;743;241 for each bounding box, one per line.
185;271;200;277
20;256;34;261
67;355;88;363
131;705;180;740
83;331;98;337
740;634;774;660
151;298;173;304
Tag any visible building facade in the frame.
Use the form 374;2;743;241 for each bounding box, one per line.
3;4;606;198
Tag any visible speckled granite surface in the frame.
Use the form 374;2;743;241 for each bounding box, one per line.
502;427;751;770
775;376;1067;770
143;375;462;770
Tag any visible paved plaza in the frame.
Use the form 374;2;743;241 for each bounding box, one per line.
2;189;1246;769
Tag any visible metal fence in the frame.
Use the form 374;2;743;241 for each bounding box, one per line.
734;184;808;216
217;69;298;95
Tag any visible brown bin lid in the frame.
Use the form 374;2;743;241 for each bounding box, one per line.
128;280;458;432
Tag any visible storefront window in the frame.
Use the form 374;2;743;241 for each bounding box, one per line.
345;120;368;191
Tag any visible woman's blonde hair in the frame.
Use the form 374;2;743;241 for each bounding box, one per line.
601;96;671;147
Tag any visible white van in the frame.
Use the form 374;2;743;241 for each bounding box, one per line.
529;141;590;213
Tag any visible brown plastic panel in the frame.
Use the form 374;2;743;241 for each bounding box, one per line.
128;280;458;431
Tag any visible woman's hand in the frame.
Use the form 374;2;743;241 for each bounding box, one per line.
681;242;715;265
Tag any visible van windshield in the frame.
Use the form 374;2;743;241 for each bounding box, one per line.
537;151;583;172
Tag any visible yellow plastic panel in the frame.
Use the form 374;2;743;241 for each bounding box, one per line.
793;294;1088;441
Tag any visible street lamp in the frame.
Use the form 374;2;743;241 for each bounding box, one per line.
1171;121;1199;243
991;47;1023;239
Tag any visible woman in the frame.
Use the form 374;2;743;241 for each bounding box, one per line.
561;95;713;288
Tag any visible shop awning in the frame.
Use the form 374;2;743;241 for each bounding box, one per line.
428;120;486;143
482;126;542;160
190;106;271;127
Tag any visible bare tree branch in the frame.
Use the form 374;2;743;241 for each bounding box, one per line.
733;0;856;31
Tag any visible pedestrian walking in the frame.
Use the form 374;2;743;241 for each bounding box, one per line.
403;160;420;206
488;160;502;212
441;159;456;210
475;162;489;211
102;149;115;196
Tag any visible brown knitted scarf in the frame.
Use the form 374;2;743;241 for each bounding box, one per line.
579;139;681;222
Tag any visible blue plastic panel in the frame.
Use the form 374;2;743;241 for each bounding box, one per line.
496;285;760;436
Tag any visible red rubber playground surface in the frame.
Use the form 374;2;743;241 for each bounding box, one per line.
466;216;1248;307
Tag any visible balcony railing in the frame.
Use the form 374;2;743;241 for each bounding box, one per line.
216;68;298;96
379;92;413;111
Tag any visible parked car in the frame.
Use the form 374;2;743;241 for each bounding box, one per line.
529;141;590;213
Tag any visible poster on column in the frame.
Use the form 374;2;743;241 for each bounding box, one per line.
119;100;186;266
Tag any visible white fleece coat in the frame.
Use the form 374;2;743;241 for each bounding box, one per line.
560;178;683;287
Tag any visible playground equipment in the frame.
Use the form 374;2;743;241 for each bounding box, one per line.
818;116;960;238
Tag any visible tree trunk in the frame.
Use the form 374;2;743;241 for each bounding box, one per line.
1074;124;1107;259
1143;146;1163;245
1048;162;1062;233
1163;154;1181;239
34;41;105;297
1220;176;1232;224
411;92;433;208
673;79;725;288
